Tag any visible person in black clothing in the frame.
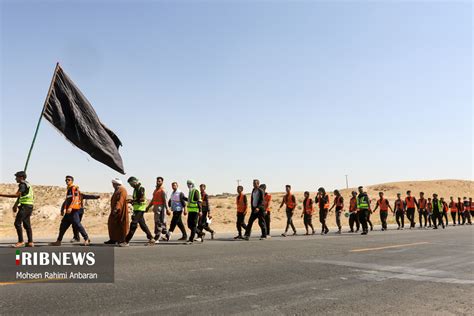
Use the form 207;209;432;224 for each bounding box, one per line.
244;179;267;240
197;184;215;240
0;171;34;248
394;193;406;230
315;187;330;235
120;177;155;247
328;190;344;234
357;186;370;235
432;193;445;229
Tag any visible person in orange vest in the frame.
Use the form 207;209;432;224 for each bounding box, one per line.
456;197;463;225
70;192;100;243
394;193;405;230
279;185;297;237
372;192;393;231
405;190;418;229
426;197;433;228
328;190;344;234
50;175;90;246
260;184;272;238
449;197;457;226
234;185;248;239
315;187;330;235
146;176;169;243
348;191;360;233
440;197;449;226
301;191;315;235
462;197;472;225
417;192;428;228
470;197;474;219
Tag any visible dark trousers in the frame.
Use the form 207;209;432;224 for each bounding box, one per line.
335;209;342;229
319;209;328;232
418;210;427;227
169;211;187;237
358;209;369;233
72;208;84;240
198;210;214;237
457;211;462;224
367;211;373;230
380;211;388;230
245;208;266;237
451;212;457;224
236;213;247;236
406;208;416;228
428;213;432;227
265;212;271;235
443;212;449;226
396;210;405;228
432;210;444;228
125;211;153;242
58;210;88;242
15;205;33;243
303;213;314;232
187;211;199;242
349;212;360;231
463;211;472;224
285;207;296;233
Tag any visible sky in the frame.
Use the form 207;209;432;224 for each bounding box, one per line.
0;0;472;195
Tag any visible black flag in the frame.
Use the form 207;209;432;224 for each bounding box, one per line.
42;65;125;174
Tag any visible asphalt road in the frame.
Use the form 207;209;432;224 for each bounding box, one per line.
1;225;473;315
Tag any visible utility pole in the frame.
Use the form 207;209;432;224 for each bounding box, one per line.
237;179;241;187
345;175;349;189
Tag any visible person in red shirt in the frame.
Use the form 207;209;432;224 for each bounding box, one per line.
301;191;315;235
260;184;272;238
394;193;406;230
372;192;393;231
328;190;344;234
456;197;463;225
279;185;297;237
315;187;330;235
470;197;474;218
348;191;360;233
417;192;428;228
146;176;169;243
405;190;418;229
234;186;248;239
426;198;433;227
440;197;449;226
449;197;457;226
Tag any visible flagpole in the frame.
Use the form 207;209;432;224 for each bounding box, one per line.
23;62;60;172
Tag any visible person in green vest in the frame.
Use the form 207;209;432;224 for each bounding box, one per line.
119;177;155;247
184;179;202;244
356;186;371;235
0;171;34;248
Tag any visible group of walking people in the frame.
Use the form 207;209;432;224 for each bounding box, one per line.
1;171;472;248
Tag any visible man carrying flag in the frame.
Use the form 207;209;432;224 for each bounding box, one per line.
50;175;91;246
